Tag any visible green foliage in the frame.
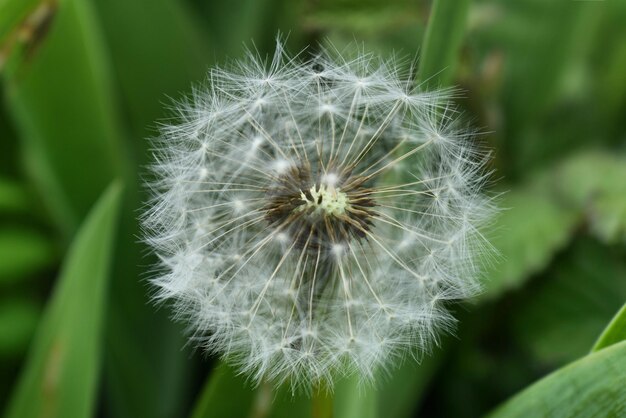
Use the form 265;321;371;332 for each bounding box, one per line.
189;0;282;60
89;1;215;416
4;182;122;418
0;298;40;359
0;0;40;43
0;227;55;285
592;303;626;352
0;178;31;216
191;364;256;418
418;0;469;88
306;0;425;62
1;0;625;417
2;0;129;234
92;0;212;142
375;349;443;418
479;186;578;298
553;152;626;244
334;375;376;418
512;239;626;364
487;341;626;418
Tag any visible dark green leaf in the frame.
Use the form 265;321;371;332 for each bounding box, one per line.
592;303;626;352
479;186;578;299
512;239;626;364
487;340;626;418
4;181;123;418
418;0;469;88
553;151;626;244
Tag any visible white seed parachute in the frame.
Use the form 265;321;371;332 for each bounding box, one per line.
143;42;494;390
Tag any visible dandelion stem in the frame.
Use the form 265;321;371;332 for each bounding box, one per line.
312;383;333;418
250;380;272;418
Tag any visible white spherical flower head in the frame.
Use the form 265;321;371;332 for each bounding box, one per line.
144;42;494;389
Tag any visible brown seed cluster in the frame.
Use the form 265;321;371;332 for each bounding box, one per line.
264;162;376;251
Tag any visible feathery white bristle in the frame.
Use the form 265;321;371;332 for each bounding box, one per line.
143;41;495;391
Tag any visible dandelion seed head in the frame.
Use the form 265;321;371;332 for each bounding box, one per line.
143;40;495;390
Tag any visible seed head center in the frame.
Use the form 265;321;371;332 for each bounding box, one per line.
298;184;349;217
263;162;377;249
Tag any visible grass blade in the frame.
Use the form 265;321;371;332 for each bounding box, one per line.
4;181;123;418
418;0;469;88
592;303;626;353
486;340;626;418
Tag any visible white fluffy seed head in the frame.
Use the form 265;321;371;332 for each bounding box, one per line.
143;41;495;391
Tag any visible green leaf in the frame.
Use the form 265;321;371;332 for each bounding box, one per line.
553;151;626;244
592;303;626;352
4;181;123;418
512;239;626;364
0;227;56;286
479;186;578;299
486;340;626;418
2;0;129;234
190;363;257;418
418;0;469;88
0;0;40;44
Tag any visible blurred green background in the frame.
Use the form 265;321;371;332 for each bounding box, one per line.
1;0;625;417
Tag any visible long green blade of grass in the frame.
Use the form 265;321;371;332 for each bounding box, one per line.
487;340;626;418
417;0;469;88
592;303;626;352
4;181;123;418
